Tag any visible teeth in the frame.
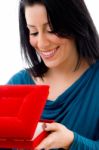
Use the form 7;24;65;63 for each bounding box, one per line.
42;49;55;55
40;49;57;58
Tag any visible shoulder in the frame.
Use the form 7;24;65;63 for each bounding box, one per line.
89;61;99;105
91;60;99;80
88;60;99;89
7;69;34;85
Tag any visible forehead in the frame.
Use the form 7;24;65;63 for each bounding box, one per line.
25;4;48;25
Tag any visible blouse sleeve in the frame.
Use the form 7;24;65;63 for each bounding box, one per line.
7;70;33;85
70;132;99;150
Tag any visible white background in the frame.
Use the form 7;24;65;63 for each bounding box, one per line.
0;0;99;84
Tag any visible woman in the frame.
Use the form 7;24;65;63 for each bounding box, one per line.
8;0;99;149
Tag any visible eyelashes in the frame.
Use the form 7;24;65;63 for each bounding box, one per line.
29;31;54;36
30;32;38;36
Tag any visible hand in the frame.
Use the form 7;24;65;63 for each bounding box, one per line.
35;122;74;150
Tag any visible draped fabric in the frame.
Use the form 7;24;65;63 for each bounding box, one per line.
7;61;99;149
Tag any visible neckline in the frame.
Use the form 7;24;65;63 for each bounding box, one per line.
47;61;98;102
27;61;98;103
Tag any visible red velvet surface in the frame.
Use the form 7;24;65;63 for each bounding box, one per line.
0;85;50;148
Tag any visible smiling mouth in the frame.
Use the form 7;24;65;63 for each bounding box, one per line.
39;46;59;59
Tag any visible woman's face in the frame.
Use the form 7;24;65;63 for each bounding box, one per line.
25;4;78;69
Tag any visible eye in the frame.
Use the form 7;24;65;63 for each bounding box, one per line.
30;32;38;36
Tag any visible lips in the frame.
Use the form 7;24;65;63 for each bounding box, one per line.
39;47;59;59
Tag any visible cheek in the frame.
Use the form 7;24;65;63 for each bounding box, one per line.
29;36;37;47
51;35;67;45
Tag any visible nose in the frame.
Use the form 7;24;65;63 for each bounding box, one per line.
37;33;50;50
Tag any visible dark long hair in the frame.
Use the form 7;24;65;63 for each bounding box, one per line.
19;0;99;77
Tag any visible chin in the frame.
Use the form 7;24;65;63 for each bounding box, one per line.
44;62;59;69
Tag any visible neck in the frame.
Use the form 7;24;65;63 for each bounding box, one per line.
45;58;89;80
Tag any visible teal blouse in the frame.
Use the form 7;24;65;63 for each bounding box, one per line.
7;61;99;150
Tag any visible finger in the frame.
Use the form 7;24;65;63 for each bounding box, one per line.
43;122;59;132
42;122;47;130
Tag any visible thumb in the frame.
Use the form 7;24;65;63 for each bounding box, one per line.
43;122;59;132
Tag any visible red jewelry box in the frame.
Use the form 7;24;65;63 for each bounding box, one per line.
0;85;52;149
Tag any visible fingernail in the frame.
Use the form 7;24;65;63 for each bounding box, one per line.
42;123;47;129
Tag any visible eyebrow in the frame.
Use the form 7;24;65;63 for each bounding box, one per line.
27;22;49;28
